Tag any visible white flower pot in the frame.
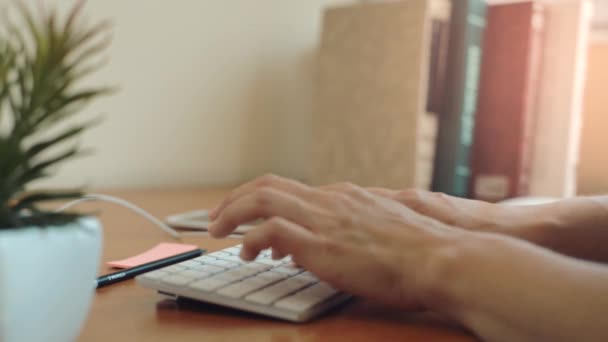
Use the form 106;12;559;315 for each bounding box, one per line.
0;217;102;342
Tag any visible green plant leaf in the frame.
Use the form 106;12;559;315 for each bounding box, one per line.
0;1;111;229
12;190;83;212
26;119;100;159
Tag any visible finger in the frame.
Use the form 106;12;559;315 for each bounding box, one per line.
208;187;318;238
209;174;313;220
366;187;400;198
272;247;287;260
239;217;318;266
317;182;371;200
393;189;436;215
318;182;360;193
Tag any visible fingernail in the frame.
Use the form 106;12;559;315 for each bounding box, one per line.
207;222;217;236
208;207;218;220
239;250;250;261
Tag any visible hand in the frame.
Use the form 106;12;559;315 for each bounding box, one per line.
208;175;463;310
366;188;536;238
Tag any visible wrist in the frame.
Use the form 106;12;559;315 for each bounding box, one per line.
411;228;522;317
498;203;563;245
406;226;475;312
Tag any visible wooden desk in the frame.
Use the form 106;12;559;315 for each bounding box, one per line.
78;188;476;341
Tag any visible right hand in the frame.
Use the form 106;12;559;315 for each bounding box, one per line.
208;175;465;310
366;188;539;238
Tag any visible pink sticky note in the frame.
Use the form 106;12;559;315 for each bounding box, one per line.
107;242;199;269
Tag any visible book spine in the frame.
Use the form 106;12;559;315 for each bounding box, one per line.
528;0;593;197
431;0;486;197
517;4;545;197
426;19;450;114
469;2;544;202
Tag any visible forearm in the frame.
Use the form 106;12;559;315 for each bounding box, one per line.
387;189;608;263
514;196;608;263
421;232;608;342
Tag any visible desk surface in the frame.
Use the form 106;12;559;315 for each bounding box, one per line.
79;188;476;342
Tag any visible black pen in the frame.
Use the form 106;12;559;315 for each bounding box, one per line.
95;248;204;288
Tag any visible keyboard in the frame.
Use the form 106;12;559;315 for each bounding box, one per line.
136;244;351;322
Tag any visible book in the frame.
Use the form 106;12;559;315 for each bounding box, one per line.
431;0;487;197
575;34;608;194
312;0;450;189
469;1;544;202
528;0;593;197
426;3;451;114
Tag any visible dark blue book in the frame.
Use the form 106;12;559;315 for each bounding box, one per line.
431;0;487;197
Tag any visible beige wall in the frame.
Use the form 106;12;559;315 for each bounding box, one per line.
578;37;608;195
7;1;606;192
1;0;352;189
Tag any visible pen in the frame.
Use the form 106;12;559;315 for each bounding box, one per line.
95;248;204;288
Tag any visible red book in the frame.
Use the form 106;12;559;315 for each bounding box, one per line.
470;1;544;201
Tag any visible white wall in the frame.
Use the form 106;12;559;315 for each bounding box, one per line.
2;0;352;189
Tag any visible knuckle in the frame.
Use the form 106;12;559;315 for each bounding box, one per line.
219;217;238;234
256;174;279;188
397;189;423;202
254;187;276;209
337;215;355;228
328;191;347;202
335;182;365;197
243;229;258;245
266;216;288;229
318;235;340;257
396;189;426;208
340;182;358;191
264;217;287;245
431;191;451;203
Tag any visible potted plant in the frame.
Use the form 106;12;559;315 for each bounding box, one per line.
0;2;111;341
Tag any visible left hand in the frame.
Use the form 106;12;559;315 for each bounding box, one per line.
208;175;464;310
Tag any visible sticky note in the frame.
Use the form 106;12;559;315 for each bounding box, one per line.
107;242;199;269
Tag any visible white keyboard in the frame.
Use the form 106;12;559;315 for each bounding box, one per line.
136;244;351;322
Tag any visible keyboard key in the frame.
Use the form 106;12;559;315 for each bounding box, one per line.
289;274;317;287
178;269;210;279
256;271;288;282
237;267;262;277
297;272;318;283
240;275;278;288
223;246;242;255
300;271;317;279
193;255;217;263
302;282;339;299
216;277;274;298
245;277;311;305
214;254;246;263
242;263;273;272
138;270;169;281
271;266;302;276
189;264;225;274
214;268;252;282
209;251;232;259
162;264;187;273
254;258;284;267
136;243;351;322
178;260;202;268
281;256;293;264
188;277;230;292
274;282;338;312
274;291;329;312
204;259;240;269
161;274;193;286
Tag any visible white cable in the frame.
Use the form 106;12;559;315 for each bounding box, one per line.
56;193;181;238
56;193;244;239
